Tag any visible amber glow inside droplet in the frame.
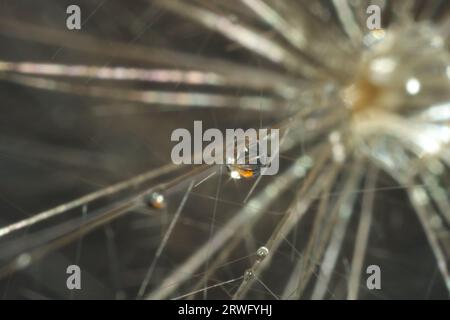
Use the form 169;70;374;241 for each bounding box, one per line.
147;192;166;209
237;168;256;179
152;200;165;209
228;164;260;179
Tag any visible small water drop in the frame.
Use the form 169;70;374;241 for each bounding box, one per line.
226;139;263;179
227;164;260;179
256;246;269;260
145;191;166;209
244;269;255;281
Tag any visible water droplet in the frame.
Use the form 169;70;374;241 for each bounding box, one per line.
227;164;260;179
145;191;166;209
226;139;263;179
256;246;269;260
227;133;268;179
244;269;255;281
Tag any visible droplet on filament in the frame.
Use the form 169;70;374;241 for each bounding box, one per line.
256;246;269;260
145;191;166;209
227;164;260;179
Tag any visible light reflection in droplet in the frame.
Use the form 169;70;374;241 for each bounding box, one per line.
406;78;421;95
